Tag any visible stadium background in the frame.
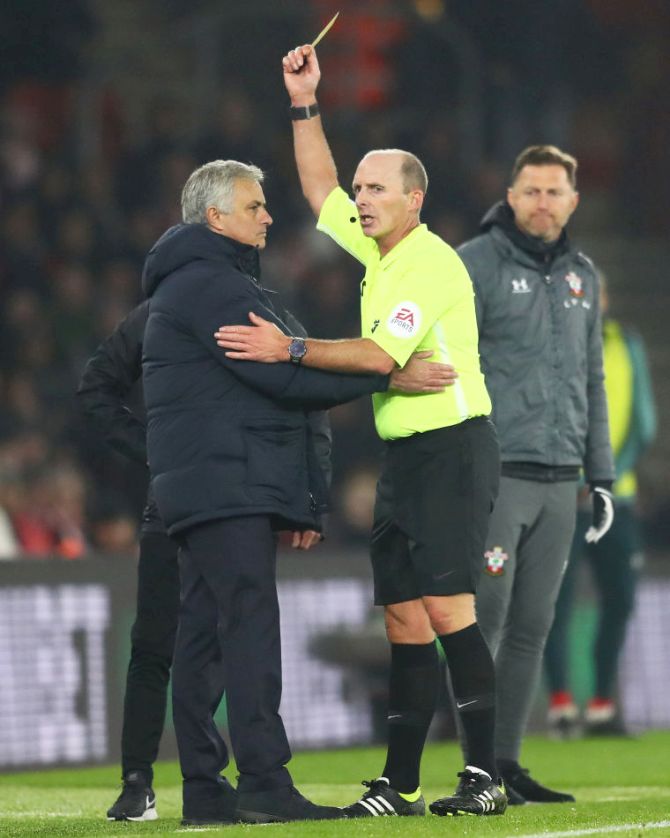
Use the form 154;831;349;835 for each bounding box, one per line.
0;0;668;771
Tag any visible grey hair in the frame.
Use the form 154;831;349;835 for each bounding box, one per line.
181;160;264;223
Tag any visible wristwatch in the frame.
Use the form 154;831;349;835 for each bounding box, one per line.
288;337;307;364
289;103;320;121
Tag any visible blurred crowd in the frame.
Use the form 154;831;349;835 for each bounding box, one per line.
0;0;667;559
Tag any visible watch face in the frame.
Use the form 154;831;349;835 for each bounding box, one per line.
289;338;307;361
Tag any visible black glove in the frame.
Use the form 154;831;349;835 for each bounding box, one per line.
585;480;615;544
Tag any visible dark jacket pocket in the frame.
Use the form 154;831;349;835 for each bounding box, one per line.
244;422;306;503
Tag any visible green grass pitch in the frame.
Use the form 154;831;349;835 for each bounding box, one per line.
1;732;669;837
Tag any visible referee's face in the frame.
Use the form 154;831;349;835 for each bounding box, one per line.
352;153;421;255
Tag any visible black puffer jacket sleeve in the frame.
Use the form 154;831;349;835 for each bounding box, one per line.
76;302;148;465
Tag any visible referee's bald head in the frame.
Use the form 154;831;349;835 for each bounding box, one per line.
361;149;428;196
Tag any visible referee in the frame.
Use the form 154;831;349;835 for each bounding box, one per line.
215;44;506;818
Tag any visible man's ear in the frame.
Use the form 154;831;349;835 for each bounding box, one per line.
409;189;424;213
206;205;224;232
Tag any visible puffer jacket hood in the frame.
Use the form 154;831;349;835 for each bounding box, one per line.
480;199;512;234
479;200;569;263
142;223;260;298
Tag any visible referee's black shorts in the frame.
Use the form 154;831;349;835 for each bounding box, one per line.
370;416;500;605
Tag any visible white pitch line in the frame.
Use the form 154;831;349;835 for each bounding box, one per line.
176;825;283;833
517;821;670;838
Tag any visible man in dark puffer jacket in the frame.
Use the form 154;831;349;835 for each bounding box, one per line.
142;160;449;825
78;299;334;823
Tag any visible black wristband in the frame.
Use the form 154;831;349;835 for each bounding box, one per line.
290;103;320;121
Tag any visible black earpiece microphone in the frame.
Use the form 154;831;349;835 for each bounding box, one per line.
349;217;357;223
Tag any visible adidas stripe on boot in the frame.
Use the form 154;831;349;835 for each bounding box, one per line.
429;767;507;817
344;778;425;818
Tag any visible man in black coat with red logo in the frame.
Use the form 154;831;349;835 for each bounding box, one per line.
141;159;453;825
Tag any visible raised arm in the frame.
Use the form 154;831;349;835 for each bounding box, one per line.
283;45;339;216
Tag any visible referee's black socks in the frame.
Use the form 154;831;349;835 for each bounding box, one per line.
439;623;497;780
382;642;439;793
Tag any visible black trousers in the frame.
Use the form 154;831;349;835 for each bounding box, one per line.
121;529;180;782
173;515;292;798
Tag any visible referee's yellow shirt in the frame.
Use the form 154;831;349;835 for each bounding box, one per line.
317;186;491;440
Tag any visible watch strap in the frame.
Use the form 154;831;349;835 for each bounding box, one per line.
289;103;320;121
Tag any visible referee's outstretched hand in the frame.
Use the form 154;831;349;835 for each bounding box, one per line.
216;312;286;363
390;350;458;394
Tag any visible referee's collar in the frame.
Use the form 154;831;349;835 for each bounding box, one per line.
378;223;428;268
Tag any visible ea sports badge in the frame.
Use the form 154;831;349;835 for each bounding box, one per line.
386;301;421;338
484;546;509;576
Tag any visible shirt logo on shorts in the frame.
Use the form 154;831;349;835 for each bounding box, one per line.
386;301;421;338
484;545;509;576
